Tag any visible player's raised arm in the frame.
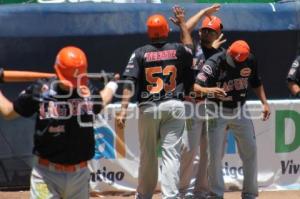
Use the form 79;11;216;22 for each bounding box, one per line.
170;5;192;46
186;4;220;33
99;73;119;107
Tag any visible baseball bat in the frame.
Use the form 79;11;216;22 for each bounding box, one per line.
0;68;56;83
0;68;116;83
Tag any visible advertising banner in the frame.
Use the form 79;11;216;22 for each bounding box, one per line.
89;101;300;192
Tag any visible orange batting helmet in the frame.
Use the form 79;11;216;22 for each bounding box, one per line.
54;46;88;88
146;14;170;40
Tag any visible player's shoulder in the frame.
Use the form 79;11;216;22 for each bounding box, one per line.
202;52;223;70
218;47;226;53
168;42;193;56
171;42;190;49
27;78;53;92
132;45;147;55
134;44;163;57
208;51;225;63
38;77;56;85
204;51;226;71
18;78;54;101
136;44;148;51
244;53;258;68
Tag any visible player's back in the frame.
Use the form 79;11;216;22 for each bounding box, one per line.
135;42;193;103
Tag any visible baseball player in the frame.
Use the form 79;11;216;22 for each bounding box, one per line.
116;6;194;199
0;46;119;199
194;40;270;199
179;4;226;199
287;55;300;96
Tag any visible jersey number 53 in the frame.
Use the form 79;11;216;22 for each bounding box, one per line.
145;65;177;94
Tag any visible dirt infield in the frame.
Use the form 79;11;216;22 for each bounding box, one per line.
0;190;300;199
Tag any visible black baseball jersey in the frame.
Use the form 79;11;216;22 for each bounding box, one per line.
191;40;224;91
123;42;193;103
195;51;262;108
13;78;101;164
287;56;300;84
192;40;222;72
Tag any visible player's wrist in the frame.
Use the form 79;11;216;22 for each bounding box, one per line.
260;99;267;105
203;9;210;16
205;87;213;94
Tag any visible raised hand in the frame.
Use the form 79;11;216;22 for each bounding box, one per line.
170;5;186;26
212;33;227;49
203;4;221;17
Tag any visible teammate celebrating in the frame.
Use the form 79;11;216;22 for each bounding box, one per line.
287;55;300;97
116;6;194;199
179;4;227;199
194;40;270;199
0;46;118;199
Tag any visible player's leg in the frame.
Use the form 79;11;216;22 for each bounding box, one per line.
136;104;160;199
159;99;185;199
206;105;228;199
30;164;63;199
230;111;258;199
179;102;202;198
64;167;90;199
193;121;209;199
194;124;229;199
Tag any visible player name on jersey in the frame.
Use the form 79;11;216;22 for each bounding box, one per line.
144;50;177;62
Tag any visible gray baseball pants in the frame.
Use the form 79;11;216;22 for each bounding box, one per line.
206;103;258;198
30;157;90;199
135;99;185;199
179;102;209;197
